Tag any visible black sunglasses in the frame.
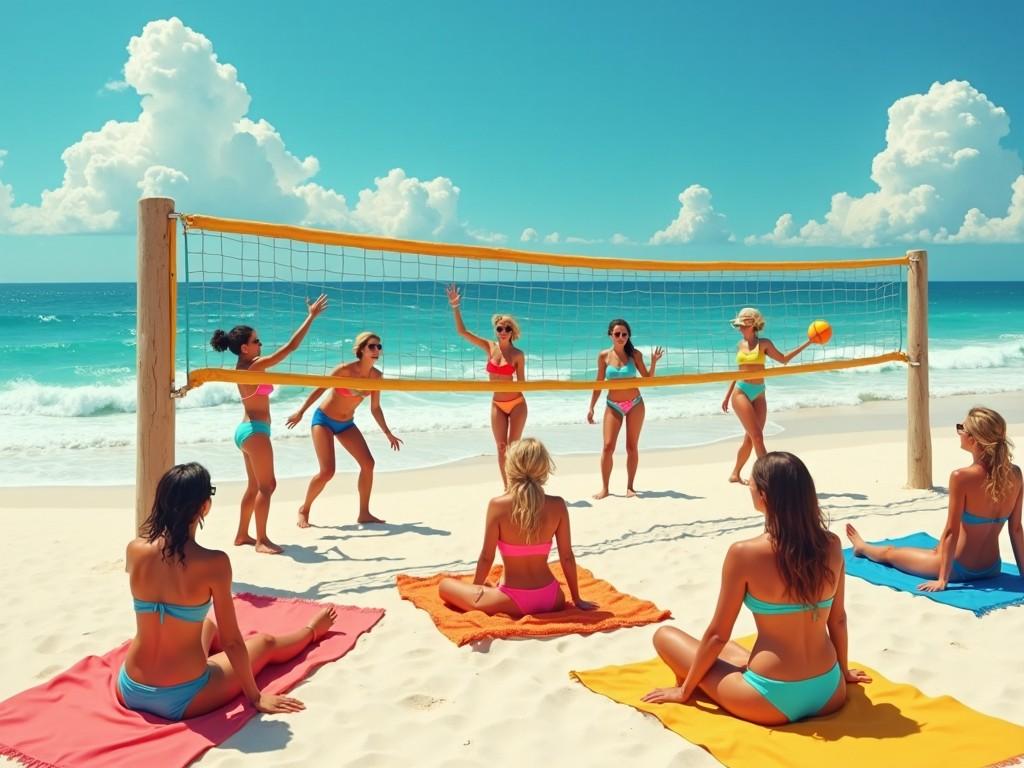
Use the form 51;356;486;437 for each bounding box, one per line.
251;339;262;346
209;486;217;496
956;423;967;435
612;331;629;338
495;325;513;333
366;343;383;351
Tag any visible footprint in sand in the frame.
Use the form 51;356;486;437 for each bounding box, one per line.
402;694;446;710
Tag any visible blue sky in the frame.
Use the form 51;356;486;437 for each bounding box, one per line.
1;1;1022;281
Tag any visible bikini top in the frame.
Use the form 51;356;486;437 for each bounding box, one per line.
744;592;834;615
133;597;212;624
606;358;637;379
497;539;553;558
241;383;274;399
736;343;766;365
486;359;516;376
962;509;1011;525
335;386;370;398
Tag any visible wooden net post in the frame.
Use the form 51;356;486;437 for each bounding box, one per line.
136;197;177;533
906;249;932;489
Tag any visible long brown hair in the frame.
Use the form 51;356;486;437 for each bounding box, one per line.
751;452;834;607
964;406;1016;502
505;438;553;542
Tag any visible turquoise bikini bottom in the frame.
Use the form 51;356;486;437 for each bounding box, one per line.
234;420;271;449
735;381;766;402
950;558;1001;582
117;664;211;721
742;661;841;722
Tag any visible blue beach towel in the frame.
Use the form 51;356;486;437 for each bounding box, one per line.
844;532;1024;616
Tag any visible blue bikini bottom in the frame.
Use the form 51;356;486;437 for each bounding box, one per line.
117;664;211;721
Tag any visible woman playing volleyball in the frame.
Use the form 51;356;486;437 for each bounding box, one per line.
446;284;527;488
721;307;812;485
210;294;327;554
286;332;403;526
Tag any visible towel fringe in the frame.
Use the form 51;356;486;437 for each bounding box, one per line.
0;744;61;768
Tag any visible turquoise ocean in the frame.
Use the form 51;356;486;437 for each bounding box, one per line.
1;281;1021;486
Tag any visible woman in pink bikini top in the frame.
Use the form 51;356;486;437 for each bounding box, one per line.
439;438;596;616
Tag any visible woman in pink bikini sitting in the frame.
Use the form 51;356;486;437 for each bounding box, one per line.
446;283;527;487
286;331;402;526
439;438;596;616
587;318;664;499
210;294;327;554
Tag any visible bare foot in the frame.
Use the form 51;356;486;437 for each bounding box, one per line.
357;512;386;524
593;489;610;500
307;606;337;642
255;538;284;555
297;507;311;529
845;524;867;556
234;534;257;546
626;487;638;498
728;474;749;486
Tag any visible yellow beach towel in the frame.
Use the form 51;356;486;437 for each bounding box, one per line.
571;636;1024;768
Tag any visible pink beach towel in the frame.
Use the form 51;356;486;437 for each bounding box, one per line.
0;593;384;768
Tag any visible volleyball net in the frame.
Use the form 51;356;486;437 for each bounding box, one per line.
175;214;910;395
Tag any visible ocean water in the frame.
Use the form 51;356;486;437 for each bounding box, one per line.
0;281;1021;486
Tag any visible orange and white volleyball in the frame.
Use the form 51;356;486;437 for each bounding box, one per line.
808;319;832;344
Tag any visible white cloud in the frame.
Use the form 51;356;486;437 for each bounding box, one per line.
649;184;732;244
520;227;538;242
543;232;560;243
748;80;1024;246
609;233;632;245
0;17;476;241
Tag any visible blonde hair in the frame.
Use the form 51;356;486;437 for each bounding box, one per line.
353;331;380;359
733;307;766;332
963;406;1016;502
491;314;521;341
505;438;554;541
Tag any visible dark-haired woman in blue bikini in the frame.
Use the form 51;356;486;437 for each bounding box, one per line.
287;331;402;526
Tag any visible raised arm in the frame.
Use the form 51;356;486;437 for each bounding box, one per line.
762;336;812;366
445;284;491;353
587;351;608;423
826;546;871;684
635;347;664;377
919;470;966;591
369;373;402;451
553;497;595;609
1006;466;1024;575
472;500;502;585
251;294;328;371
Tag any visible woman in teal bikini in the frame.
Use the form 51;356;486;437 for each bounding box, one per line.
847;406;1023;589
587;318;664;499
118;462;335;721
721;307;812;485
643;452;871;725
211;295;327;554
287;331;402;526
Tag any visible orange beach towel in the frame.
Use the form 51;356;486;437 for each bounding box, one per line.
396;563;670;646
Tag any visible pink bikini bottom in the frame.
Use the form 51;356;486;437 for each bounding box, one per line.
498;579;563;615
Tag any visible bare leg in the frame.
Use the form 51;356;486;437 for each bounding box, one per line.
298;426;337;528
337;426;382;523
490;403;511;488
507;400;528;444
183;607;336;718
595;405;624;499
624;401;646;496
241;435;280;554
845;524;941;577
729;391;766;483
235;452;259;545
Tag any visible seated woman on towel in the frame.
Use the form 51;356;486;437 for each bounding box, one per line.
439;438;596;616
847;406;1023;590
643;452;871;725
118;463;336;721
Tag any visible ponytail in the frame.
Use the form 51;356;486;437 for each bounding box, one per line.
504;438;554;542
210;325;253;356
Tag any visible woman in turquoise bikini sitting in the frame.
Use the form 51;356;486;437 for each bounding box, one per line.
587;318;664;499
847;406;1023;590
287;331;403;526
210;294;327;554
721;307;812;485
118;462;335;721
643;452;871;725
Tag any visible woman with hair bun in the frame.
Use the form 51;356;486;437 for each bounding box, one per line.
210;294;327;554
643;452;870;725
286;331;402;526
118;462;336;721
847;406;1023;590
439;438;595;616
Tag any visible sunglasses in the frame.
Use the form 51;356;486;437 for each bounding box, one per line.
612;331;629;338
366;343;383;351
495;325;513;333
956;423;967;435
251;339;262;345
209;486;217;496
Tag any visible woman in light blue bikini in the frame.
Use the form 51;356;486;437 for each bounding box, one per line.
846;406;1023;590
210;294;327;554
118;462;336;721
587;318;663;499
721;307;812;485
287;331;402;526
643;452;871;725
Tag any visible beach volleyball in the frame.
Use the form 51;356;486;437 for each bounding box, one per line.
808;319;832;344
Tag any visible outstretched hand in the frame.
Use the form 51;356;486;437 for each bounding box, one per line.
845;668;873;685
650;346;665;364
641;686;687;705
445;284;461;308
255;693;305;714
285;411;303;429
917;579;947;592
306;294;328;318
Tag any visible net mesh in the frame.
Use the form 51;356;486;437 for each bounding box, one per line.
178;217;907;392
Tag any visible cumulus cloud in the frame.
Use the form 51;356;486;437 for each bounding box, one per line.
543;232;560;243
649;184;732;244
747;80;1024;246
520;227;538;242
0;17;481;241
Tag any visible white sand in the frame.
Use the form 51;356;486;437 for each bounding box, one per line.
2;393;1022;767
